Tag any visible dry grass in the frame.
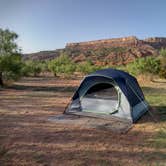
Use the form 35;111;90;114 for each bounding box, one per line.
0;77;165;166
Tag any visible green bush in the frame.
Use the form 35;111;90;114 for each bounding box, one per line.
48;54;76;76
126;57;160;76
76;61;102;74
160;48;166;57
0;55;23;83
22;61;43;77
21;62;31;76
40;61;49;72
0;28;22;86
159;49;166;78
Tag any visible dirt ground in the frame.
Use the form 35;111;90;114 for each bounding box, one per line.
0;77;165;166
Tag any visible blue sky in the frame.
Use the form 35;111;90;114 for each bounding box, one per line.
0;0;166;53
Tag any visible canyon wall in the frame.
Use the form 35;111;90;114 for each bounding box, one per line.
144;37;166;49
66;36;166;50
66;36;140;50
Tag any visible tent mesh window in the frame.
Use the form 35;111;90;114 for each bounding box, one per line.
81;83;119;114
84;83;118;100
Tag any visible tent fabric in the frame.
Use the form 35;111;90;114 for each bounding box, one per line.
88;68;145;106
65;68;149;122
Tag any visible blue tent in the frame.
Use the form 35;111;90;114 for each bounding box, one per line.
65;68;149;122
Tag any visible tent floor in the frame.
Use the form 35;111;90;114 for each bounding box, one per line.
48;113;132;134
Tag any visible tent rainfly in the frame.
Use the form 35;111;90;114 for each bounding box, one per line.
64;68;149;122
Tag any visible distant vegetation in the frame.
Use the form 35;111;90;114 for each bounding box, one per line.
47;54;102;76
22;61;48;77
159;48;166;78
48;54;76;77
0;28;166;87
125;57;161;76
76;60;102;74
46;51;166;79
125;49;166;79
26;50;166;79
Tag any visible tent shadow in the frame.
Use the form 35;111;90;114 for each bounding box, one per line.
142;86;166;94
153;106;166;122
137;106;166;124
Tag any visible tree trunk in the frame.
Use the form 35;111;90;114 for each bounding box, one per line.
0;72;3;87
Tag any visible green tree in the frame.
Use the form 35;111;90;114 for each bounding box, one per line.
23;61;43;77
159;48;166;78
48;54;76;77
76;60;101;74
160;48;166;57
0;29;22;86
40;61;49;73
126;57;160;76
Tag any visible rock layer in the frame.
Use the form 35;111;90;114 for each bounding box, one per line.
23;36;166;65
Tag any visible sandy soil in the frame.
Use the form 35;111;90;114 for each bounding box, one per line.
0;77;165;166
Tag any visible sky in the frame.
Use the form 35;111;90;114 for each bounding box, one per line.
0;0;166;53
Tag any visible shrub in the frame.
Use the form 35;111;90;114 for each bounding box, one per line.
40;61;49;72
23;61;43;77
0;55;23;84
159;49;166;78
160;48;166;57
76;61;101;74
126;57;160;76
48;54;76;77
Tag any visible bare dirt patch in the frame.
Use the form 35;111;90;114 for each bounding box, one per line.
0;77;165;166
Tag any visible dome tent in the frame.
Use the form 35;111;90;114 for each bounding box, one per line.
65;68;149;122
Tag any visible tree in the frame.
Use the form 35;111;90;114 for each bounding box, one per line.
76;60;101;74
0;28;22;86
159;48;166;78
24;61;43;77
160;48;166;57
126;57;160;77
48;54;76;77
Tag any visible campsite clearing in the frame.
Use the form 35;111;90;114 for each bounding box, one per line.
0;77;166;166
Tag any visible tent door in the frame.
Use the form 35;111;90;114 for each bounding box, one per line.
80;82;120;114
